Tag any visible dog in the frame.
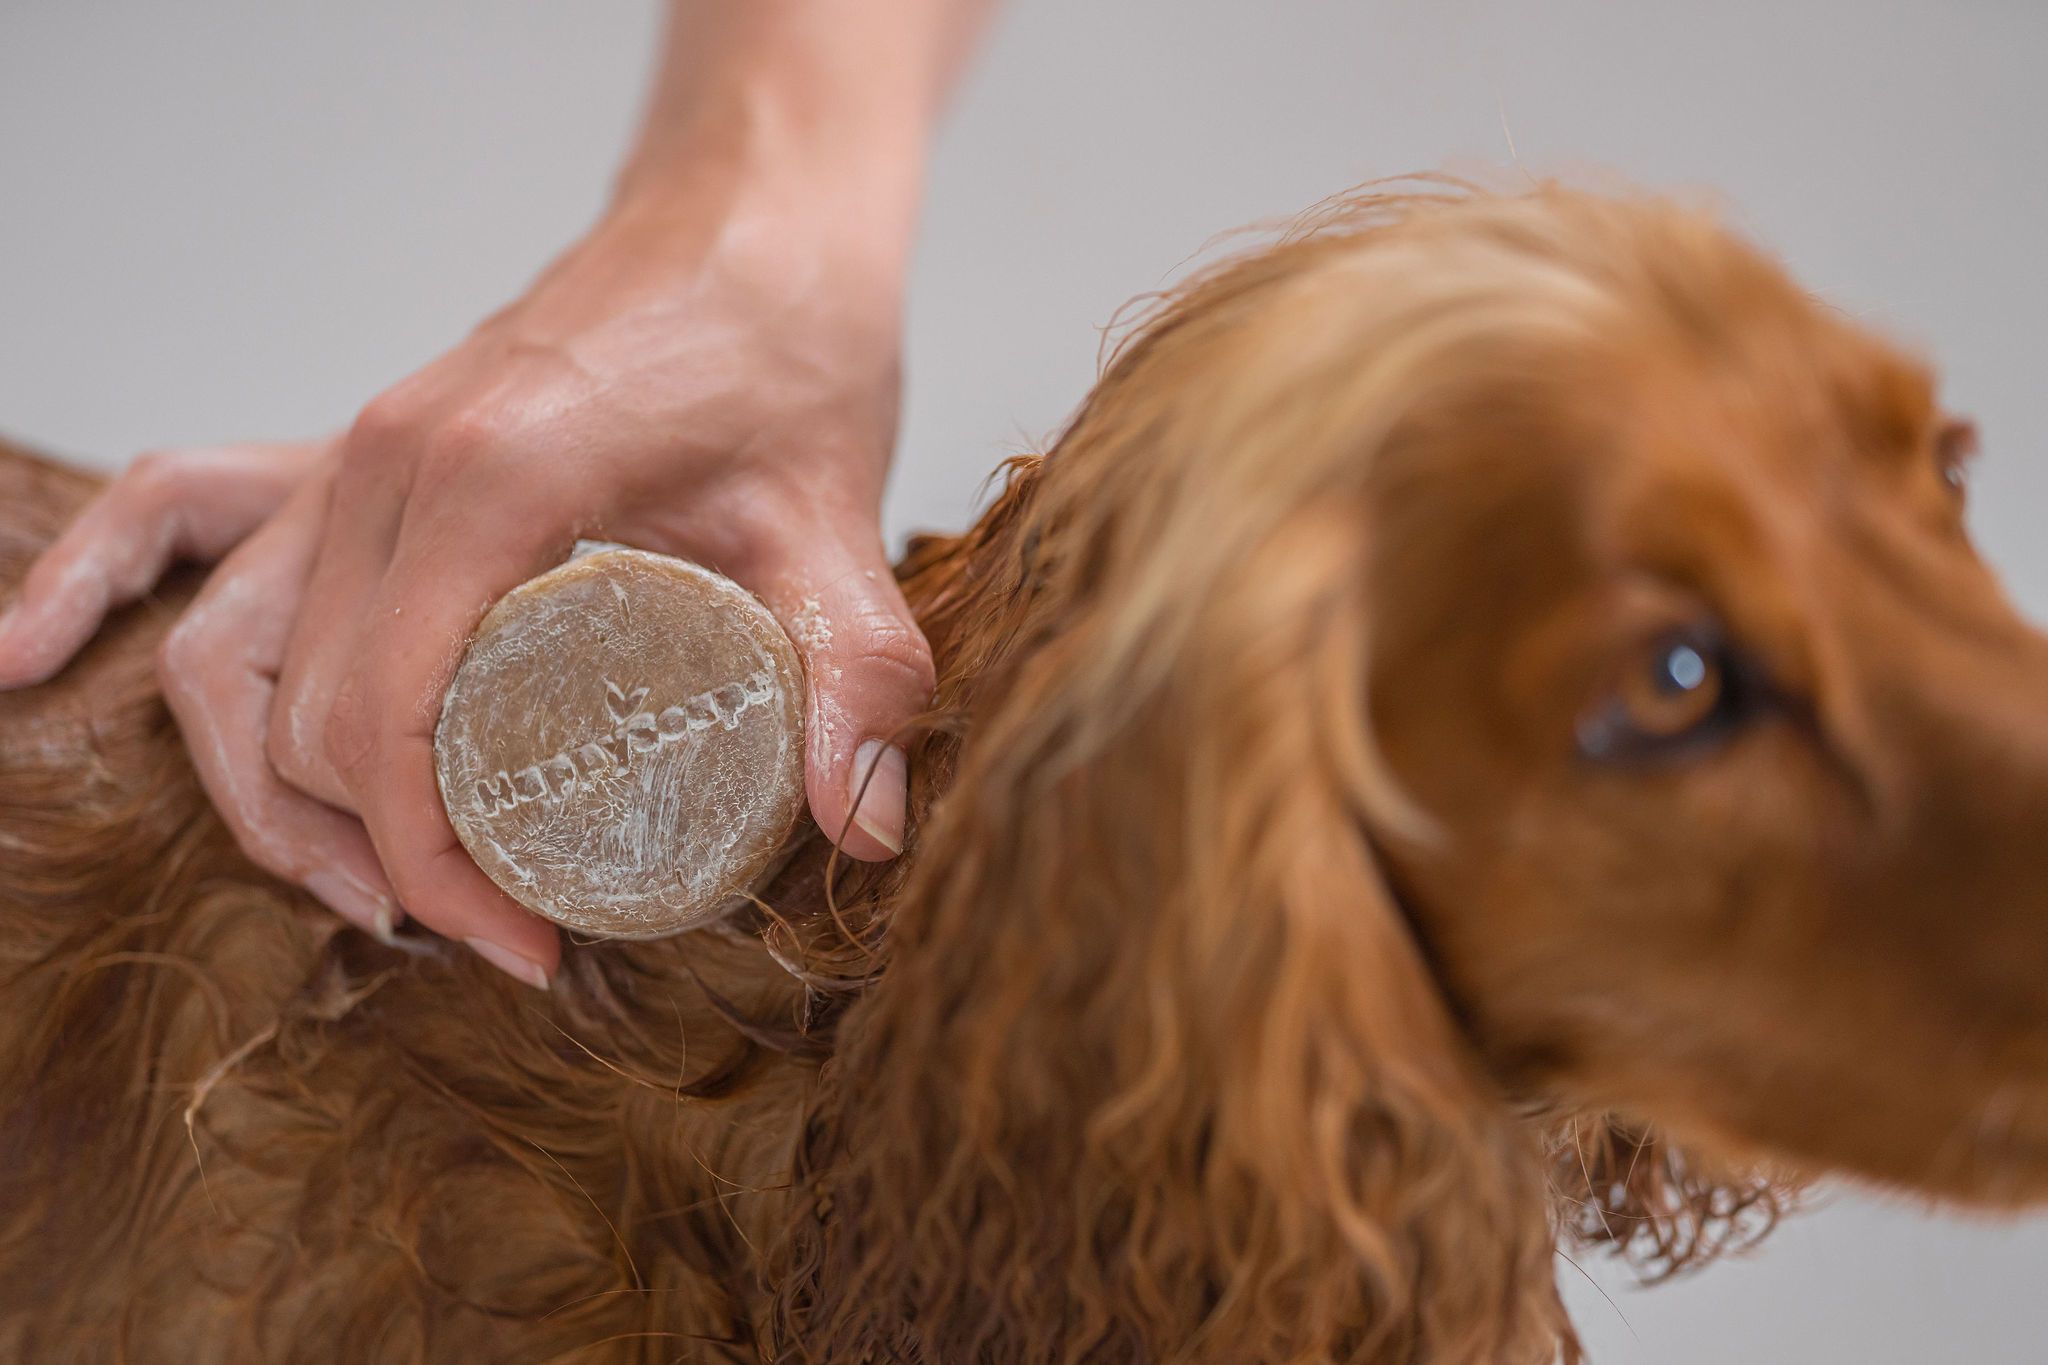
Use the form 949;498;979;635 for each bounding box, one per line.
3;182;2044;1363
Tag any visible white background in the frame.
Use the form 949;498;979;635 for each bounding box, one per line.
3;3;2046;1358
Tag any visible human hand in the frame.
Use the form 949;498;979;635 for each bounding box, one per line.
0;439;401;934
0;176;933;989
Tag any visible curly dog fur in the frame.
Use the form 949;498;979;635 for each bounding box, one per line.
5;184;2043;1362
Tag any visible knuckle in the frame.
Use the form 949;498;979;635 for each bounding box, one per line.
265;702;317;789
154;615;206;695
851;613;936;696
350;383;535;495
419;404;511;471
348;388;425;457
122;449;187;505
321;686;379;784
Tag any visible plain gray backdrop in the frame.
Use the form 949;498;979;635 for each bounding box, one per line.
3;2;2045;1359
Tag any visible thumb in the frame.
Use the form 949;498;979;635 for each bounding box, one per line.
755;527;934;862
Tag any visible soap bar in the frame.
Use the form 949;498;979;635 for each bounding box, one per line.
434;546;806;939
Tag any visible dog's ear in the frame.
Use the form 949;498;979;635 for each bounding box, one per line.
1548;1113;1793;1281
777;501;1574;1363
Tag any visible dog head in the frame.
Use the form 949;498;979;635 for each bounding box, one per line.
1352;195;2048;1211
786;184;2048;1362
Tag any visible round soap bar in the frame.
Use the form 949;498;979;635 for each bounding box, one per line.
434;545;806;939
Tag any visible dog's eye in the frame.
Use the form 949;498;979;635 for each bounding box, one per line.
1578;627;1750;762
1936;417;1978;499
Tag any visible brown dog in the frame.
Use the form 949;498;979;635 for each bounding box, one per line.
2;183;2041;1363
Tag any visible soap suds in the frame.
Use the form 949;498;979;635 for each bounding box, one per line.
787;596;832;657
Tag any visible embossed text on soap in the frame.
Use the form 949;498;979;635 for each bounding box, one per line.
471;668;778;818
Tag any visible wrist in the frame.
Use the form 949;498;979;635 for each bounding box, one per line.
608;125;922;306
612;17;936;242
615;109;924;283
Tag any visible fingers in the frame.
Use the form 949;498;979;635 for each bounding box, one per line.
264;442;409;812
755;523;935;862
0;440;324;689
324;531;562;989
155;472;400;938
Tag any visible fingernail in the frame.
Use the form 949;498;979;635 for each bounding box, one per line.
848;739;908;856
466;937;551;991
305;868;396;941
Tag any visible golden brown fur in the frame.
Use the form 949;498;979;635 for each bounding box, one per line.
4;184;2041;1362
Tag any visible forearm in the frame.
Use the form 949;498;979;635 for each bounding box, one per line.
616;0;999;244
